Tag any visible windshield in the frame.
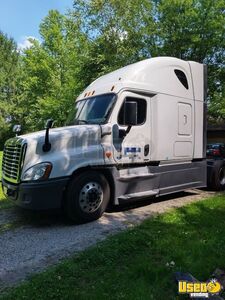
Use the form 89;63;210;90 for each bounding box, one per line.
68;93;116;125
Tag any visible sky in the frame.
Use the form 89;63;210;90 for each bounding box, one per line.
0;0;74;49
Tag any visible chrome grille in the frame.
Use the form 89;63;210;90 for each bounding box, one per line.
2;138;26;183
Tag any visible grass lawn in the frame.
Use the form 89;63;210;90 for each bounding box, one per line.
0;151;13;209
1;194;225;300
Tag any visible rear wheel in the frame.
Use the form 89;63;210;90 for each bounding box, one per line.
65;171;110;223
208;160;225;191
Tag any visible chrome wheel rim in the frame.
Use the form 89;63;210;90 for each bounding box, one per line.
79;182;103;213
219;167;225;186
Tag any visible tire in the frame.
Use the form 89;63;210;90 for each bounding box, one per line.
65;171;110;223
207;160;225;191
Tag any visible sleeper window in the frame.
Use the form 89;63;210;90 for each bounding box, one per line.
174;69;189;89
118;97;146;125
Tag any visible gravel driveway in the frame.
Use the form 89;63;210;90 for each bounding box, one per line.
0;189;215;290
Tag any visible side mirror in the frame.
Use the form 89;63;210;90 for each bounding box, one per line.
124;101;137;126
13;125;21;135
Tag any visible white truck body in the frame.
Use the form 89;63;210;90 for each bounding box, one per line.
1;57;208;222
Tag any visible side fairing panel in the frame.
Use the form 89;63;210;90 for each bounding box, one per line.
150;94;194;162
194;100;204;158
189;62;205;159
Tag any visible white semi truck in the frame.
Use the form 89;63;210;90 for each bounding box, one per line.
1;57;225;223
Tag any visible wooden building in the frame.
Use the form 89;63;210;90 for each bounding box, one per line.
207;125;225;144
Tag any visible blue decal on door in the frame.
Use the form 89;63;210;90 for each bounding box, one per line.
124;147;141;155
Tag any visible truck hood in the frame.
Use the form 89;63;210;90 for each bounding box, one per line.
19;125;105;178
20;124;101;148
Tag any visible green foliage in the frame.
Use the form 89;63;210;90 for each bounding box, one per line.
20;10;83;130
70;0;225;121
156;0;225;120
71;0;155;83
0;32;20;148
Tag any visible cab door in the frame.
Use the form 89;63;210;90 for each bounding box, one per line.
112;91;151;164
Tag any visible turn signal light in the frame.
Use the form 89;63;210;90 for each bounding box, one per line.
105;151;112;158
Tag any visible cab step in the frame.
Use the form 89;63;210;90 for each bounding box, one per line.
118;189;159;204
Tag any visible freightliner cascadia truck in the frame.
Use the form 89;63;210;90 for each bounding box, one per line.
1;57;225;223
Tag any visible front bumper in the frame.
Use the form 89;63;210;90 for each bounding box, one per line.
1;177;69;210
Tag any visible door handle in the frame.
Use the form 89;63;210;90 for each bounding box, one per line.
144;144;149;156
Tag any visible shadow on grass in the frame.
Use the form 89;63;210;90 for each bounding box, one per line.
5;191;197;229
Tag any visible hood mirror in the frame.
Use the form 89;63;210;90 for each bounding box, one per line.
45;119;54;129
43;119;54;152
13;124;21;136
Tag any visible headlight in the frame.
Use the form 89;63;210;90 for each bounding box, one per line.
22;162;52;181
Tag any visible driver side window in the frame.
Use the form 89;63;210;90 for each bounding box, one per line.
118;97;147;125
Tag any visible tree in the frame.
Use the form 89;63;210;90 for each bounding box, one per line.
156;0;225;122
20;10;84;131
69;0;225;122
70;0;156;84
0;31;20;148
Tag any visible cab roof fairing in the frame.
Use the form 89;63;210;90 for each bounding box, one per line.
76;57;203;102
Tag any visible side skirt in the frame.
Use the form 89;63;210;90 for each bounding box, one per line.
108;160;207;205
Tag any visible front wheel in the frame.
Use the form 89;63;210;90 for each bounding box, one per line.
65;171;110;223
